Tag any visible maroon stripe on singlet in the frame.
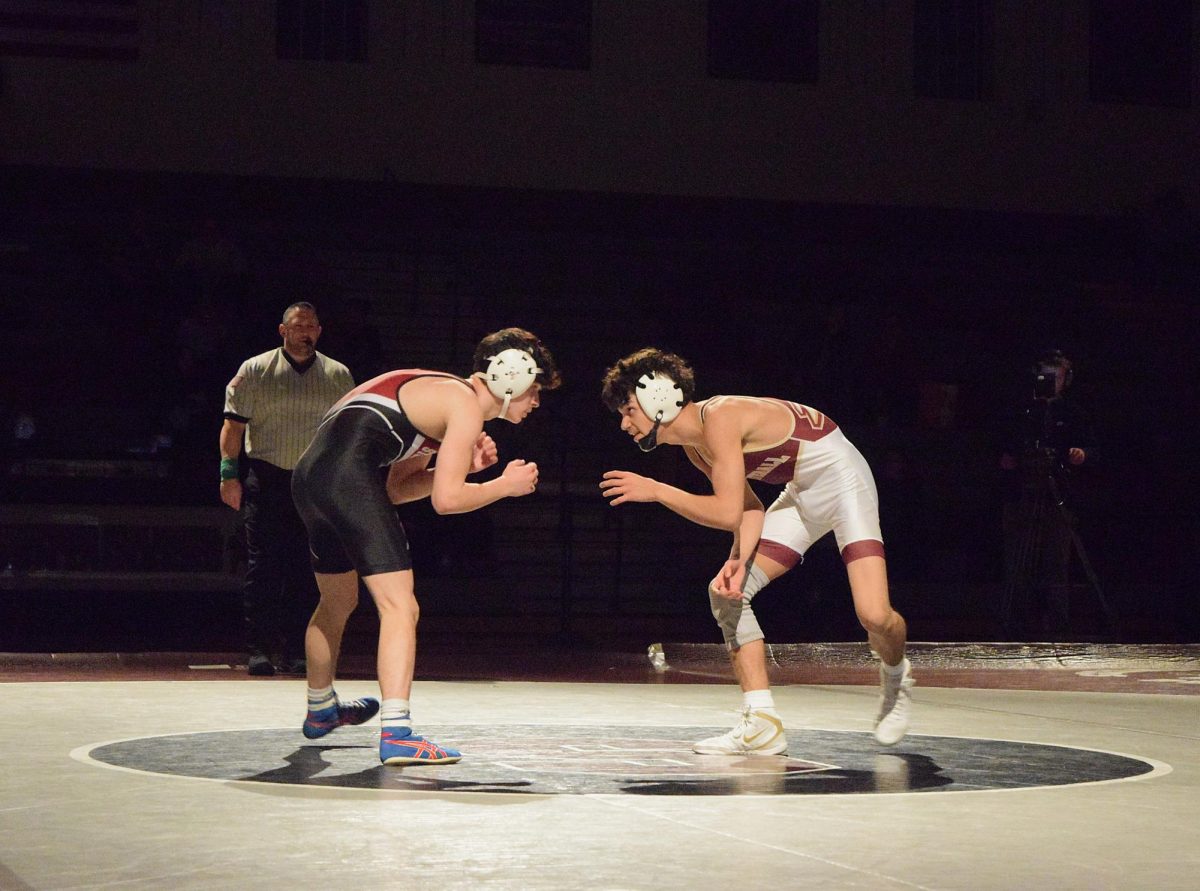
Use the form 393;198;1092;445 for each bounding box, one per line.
756;539;803;570
841;539;885;564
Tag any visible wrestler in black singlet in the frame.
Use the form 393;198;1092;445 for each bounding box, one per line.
291;371;470;575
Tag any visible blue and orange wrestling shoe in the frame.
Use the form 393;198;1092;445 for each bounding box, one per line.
379;727;462;765
302;696;381;740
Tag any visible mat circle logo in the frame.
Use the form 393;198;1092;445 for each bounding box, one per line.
78;724;1167;796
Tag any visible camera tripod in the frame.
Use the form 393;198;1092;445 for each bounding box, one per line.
999;457;1117;639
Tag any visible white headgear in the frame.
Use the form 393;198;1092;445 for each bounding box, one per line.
479;348;541;419
635;372;684;424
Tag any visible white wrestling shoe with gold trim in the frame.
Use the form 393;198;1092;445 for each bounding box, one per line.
693;707;788;756
874;658;915;746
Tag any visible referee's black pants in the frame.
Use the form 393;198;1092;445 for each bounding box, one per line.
242;459;320;663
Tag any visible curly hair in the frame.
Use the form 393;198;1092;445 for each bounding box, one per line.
472;328;562;391
600;347;695;413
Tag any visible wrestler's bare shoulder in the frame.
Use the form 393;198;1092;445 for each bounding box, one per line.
701;395;791;423
399;375;478;432
698;395;793;448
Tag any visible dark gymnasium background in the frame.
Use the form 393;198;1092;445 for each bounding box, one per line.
0;1;1196;653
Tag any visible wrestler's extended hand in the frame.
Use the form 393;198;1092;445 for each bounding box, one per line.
502;459;539;497
471;432;499;473
708;560;746;601
599;470;659;506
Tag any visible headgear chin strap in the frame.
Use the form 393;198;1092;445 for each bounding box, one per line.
634;372;684;452
479;348;541;420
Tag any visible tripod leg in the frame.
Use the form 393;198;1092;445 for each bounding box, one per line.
1046;475;1118;633
1065;518;1117;631
999;507;1024;635
1000;490;1042;638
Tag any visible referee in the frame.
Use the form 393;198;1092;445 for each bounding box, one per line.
219;302;355;675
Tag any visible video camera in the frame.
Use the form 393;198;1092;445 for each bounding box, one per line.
1032;350;1072;400
1033;362;1059;399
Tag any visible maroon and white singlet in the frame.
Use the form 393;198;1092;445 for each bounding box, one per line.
695;396;884;568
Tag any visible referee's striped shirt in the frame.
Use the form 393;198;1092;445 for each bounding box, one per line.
223;349;355;470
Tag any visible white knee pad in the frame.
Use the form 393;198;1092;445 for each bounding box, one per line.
710;564;770;649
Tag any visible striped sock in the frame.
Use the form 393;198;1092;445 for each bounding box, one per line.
307;685;336;713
